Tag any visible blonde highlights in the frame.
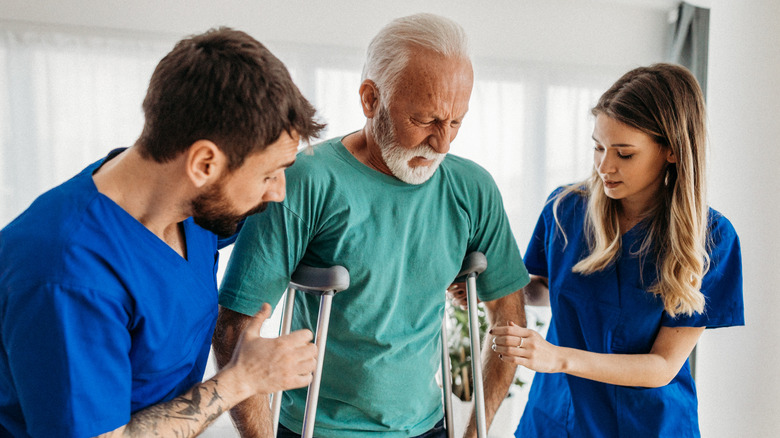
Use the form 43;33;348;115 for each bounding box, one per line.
560;64;709;317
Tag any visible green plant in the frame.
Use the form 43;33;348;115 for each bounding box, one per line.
445;302;494;401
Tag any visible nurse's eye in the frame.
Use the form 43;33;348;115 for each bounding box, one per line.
617;152;634;159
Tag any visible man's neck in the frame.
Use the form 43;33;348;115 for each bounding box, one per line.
342;128;393;176
92;146;190;256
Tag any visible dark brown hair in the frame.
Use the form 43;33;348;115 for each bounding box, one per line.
137;27;324;169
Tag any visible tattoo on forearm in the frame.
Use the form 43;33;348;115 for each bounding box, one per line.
207;384;224;407
123;381;225;437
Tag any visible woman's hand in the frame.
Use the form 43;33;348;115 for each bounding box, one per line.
490;321;563;374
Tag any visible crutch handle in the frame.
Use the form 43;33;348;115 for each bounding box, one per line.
456;251;487;280
289;264;350;295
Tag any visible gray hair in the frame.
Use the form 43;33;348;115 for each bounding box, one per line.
361;13;470;102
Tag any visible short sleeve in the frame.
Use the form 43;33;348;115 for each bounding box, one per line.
524;207;551;279
466;170;530;302
523;190;565;279
219;202;309;315
662;210;744;328
3;282;132;437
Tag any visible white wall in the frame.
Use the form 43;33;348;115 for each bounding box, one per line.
697;0;780;436
1;0;671;70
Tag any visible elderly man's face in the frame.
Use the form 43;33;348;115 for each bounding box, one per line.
374;51;473;184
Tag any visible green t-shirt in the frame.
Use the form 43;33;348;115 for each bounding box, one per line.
219;137;529;437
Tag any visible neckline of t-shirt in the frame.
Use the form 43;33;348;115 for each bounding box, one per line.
330;136;439;189
83;157;197;265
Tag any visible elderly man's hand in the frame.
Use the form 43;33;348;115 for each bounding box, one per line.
446;281;481;309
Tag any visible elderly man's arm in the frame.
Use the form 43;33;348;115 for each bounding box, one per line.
462;289;526;438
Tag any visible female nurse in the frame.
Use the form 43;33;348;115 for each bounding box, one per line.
492;63;744;437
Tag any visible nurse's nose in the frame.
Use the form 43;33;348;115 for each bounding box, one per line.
596;151;616;177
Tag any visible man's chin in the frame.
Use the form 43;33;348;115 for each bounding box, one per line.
193;216;241;238
395;164;440;185
245;202;268;216
193;202;269;237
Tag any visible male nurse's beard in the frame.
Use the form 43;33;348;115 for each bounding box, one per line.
373;105;445;185
191;183;268;237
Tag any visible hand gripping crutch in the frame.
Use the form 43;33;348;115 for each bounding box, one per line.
272;264;350;438
442;251;488;438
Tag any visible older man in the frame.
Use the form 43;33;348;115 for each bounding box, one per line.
214;14;530;438
0;28;322;437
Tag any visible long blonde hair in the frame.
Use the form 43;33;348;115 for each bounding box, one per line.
556;63;709;317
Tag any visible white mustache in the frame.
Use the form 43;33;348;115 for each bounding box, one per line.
406;143;444;161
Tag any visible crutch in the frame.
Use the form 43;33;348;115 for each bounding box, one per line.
272;263;350;438
442;251;488;438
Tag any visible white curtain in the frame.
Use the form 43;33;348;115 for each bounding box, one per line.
0;26;171;224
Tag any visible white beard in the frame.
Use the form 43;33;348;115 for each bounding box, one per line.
373;105;445;185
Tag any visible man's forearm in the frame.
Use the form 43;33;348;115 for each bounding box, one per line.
97;373;246;438
466;333;518;436
212;306;275;437
461;331;518;438
229;393;274;438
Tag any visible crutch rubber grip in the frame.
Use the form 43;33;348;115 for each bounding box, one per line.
456;251;487;280
290;264;350;295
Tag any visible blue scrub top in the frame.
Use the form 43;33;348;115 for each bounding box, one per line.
516;188;744;438
0;152;232;437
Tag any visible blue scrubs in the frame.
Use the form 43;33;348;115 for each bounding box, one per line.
0;152;232;437
516;188;744;438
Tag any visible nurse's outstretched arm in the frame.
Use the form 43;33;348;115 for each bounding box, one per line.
491;295;704;387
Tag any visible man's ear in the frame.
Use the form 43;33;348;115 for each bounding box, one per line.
359;80;381;118
185;140;226;188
